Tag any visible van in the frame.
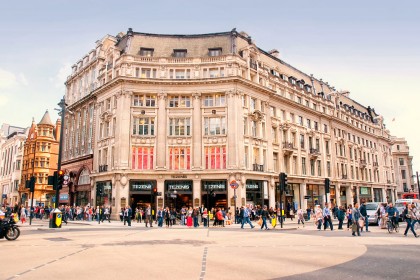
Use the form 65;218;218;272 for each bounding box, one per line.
365;202;385;225
395;199;420;221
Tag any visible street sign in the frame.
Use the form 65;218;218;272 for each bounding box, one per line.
230;180;239;189
304;195;311;199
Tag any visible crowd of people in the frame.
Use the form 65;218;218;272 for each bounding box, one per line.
1;201;419;238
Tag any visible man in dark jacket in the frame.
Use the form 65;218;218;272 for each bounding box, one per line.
337;206;345;230
359;202;369;232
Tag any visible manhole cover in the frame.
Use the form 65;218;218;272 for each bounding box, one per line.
44;237;72;242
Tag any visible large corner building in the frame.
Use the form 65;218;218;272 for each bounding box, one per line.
62;28;401;217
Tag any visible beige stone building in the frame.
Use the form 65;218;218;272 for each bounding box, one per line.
0;124;27;207
391;137;415;198
63;28;402;216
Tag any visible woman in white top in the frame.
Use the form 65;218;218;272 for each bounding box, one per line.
20;206;27;224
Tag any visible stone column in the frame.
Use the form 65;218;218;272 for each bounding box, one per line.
156;92;167;170
300;183;306;210
347;185;353;206
227;90;239;169
336;183;341;207
115;90;132;169
192;92;202;170
193;179;201;208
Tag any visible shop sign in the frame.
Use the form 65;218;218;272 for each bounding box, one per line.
2;194;7;198
360;187;369;195
203;181;226;191
130;182;153;191
246;180;261;191
167;181;192;191
60;194;69;201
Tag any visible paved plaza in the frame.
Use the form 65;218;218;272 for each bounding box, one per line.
1;219;419;280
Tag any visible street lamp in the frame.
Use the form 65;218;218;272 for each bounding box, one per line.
413;171;420;198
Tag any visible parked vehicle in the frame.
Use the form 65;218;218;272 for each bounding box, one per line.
366;202;384;225
0;214;20;241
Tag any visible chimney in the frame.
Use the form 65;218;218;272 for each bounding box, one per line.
268;49;280;58
55;118;61;143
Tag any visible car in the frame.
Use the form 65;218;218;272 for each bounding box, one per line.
365;202;385;225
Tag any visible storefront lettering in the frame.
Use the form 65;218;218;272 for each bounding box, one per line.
246;184;259;190
171;175;187;178
131;184;152;191
168;185;191;191
205;184;226;190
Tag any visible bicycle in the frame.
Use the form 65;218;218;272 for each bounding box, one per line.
387;217;399;233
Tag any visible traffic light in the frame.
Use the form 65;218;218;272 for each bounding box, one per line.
27;176;35;192
280;172;288;191
325;178;330;194
56;170;64;190
152;187;158;196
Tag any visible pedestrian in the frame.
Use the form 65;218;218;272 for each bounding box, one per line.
240;205;255;229
306;207;312;220
216;208;224;227
170;208;177;225
337;206;345;230
346;205;353;230
314;205;323;230
359;201;370;232
260;206;270;230
352;203;361;236
403;204;418;237
202;208;208;227
323;203;333;231
193;207;199;227
186;207;193;227
164;207;171;227
411;203;420;229
157;207;163;227
20;205;27;224
297;208;305;227
145;205;153;227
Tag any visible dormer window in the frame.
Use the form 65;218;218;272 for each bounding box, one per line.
173;49;187;58
305;85;312;92
280;74;288;81
140;48;154;57
208;48;222;57
288;76;297;85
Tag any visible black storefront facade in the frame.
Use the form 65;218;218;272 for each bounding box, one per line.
202;180;227;210
165;180;193;210
96;181;112;207
246;180;268;207
129;180;156;211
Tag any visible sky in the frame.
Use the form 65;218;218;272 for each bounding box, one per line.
0;0;419;174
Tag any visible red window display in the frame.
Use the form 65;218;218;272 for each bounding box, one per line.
132;147;154;170
169;147;191;170
205;146;226;169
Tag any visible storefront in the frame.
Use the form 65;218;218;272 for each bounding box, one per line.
306;184;324;210
386;189;393;203
359;186;372;203
329;185;337;206
96;181;112;206
165;180;193;210
129;180;155;211
339;186;348;208
202;180;227;210
373;188;383;202
245;180;268;207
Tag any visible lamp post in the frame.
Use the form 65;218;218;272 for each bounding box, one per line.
416;171;420;198
54;97;66;209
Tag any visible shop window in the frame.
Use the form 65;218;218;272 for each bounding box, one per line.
132;147;154;170
169;147;191;170
204;146;226;169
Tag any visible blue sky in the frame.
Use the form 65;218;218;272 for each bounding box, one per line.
0;0;419;174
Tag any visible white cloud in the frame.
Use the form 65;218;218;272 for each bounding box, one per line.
51;63;72;89
0;69;18;89
18;73;28;86
0;95;9;106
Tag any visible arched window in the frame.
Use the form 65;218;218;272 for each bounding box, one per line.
78;168;90;185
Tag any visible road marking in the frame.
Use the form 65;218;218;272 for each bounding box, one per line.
5;248;89;280
199;247;208;280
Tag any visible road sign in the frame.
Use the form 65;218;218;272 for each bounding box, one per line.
230;180;239;189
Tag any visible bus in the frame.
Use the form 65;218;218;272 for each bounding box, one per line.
402;193;418;199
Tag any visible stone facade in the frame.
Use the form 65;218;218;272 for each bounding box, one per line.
63;29;407;216
0;124;27;207
19;111;60;207
391;137;414;198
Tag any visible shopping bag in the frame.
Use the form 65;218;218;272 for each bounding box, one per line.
271;217;277;227
257;218;263;226
13;214;18;223
358;219;364;228
351;223;357;232
209;213;213;220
